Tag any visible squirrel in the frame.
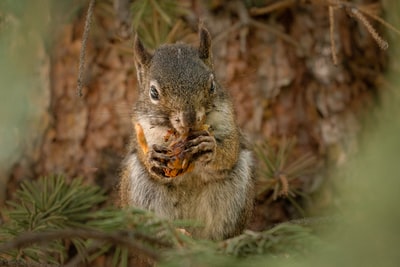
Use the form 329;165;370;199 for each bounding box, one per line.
118;26;254;240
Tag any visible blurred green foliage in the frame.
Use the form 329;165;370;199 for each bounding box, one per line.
0;1;50;174
0;0;49;203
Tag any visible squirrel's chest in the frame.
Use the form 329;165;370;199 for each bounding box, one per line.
154;178;213;219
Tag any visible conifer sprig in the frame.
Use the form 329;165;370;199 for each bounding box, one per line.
256;139;317;201
0;176;320;266
0;176;182;266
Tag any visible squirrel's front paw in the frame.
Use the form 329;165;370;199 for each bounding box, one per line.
185;131;216;164
147;144;171;178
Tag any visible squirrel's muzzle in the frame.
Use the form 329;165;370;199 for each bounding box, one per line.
171;108;206;135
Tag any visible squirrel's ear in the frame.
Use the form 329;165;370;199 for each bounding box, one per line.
133;34;152;66
198;25;213;67
133;34;152;86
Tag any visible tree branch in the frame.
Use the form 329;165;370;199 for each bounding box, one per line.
77;0;96;98
0;229;169;262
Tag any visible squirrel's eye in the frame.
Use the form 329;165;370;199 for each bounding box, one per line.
149;85;160;101
209;74;216;94
210;80;216;94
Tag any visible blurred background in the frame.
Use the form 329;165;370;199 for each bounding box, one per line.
0;0;399;265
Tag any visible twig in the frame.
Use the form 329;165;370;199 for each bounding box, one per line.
77;0;96;98
249;19;301;49
265;216;340;231
249;0;297;16
358;6;400;36
228;0;250;53
212;21;242;45
219;0;399;57
278;174;289;197
0;229;167;262
325;0;400;39
349;7;388;50
287;215;340;226
0;259;58;267
63;240;104;267
329;5;338;65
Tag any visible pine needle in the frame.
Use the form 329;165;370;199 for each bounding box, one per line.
349;7;389;50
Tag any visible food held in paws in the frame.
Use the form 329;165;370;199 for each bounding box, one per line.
135;123;148;154
135;123;211;178
162;125;210;178
162;129;192;178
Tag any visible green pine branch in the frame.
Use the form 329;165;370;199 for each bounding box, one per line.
256;138;317;201
0;176;183;266
0;176;320;266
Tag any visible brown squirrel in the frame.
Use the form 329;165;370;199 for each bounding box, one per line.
118;26;254;240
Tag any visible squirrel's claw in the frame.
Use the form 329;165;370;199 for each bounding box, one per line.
148;145;171;178
185;134;216;164
149;146;171;164
152;144;170;154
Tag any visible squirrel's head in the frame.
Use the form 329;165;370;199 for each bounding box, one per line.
133;26;222;135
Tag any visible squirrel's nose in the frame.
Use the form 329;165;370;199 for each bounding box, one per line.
181;110;196;129
172;109;205;135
